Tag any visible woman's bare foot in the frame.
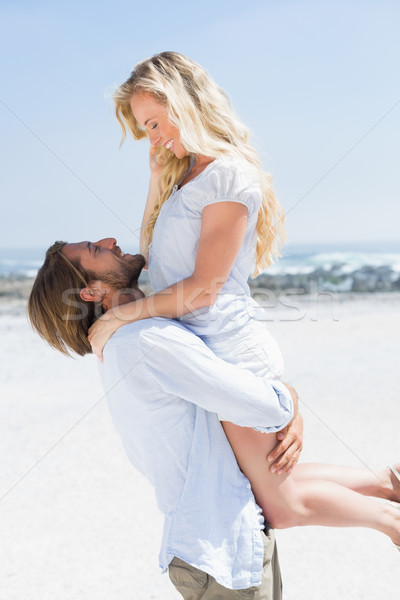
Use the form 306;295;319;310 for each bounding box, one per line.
385;501;400;549
376;465;400;502
388;465;400;502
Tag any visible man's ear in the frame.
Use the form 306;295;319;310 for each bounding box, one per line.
79;285;106;303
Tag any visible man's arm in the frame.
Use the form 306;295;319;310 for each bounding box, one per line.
138;321;293;433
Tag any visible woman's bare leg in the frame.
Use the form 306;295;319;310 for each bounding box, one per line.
291;463;400;501
222;422;400;546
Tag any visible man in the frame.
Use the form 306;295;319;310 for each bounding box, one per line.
28;237;303;599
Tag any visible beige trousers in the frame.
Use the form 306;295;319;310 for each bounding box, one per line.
168;528;282;600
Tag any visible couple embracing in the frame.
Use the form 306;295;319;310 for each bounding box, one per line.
29;52;400;599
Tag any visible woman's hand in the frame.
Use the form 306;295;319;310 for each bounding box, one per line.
88;308;123;362
149;147;164;179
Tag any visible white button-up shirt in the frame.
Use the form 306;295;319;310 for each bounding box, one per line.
100;317;292;590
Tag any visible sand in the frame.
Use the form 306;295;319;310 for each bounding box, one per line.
0;294;399;599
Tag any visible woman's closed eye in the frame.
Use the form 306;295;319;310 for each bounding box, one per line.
151;123;158;130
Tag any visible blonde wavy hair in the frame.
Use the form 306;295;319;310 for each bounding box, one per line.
113;51;286;276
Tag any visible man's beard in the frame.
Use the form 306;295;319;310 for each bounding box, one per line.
87;254;146;291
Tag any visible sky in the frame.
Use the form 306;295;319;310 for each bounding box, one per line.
1;0;399;252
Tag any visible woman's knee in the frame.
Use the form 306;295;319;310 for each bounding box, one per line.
265;508;299;529
260;490;310;529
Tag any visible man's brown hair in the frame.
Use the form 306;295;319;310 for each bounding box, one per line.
27;241;103;356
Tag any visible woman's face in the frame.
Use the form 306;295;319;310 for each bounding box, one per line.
130;91;187;159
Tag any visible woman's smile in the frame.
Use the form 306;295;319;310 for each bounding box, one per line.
130;91;187;158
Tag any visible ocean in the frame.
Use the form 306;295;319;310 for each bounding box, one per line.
268;241;400;274
1;241;400;294
2;242;400;276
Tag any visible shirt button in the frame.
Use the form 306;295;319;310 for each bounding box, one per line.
247;483;251;489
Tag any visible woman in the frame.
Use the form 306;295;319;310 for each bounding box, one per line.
89;51;400;549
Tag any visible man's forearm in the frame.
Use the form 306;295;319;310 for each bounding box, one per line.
139;324;294;431
282;382;299;419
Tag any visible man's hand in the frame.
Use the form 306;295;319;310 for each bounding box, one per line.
267;383;303;474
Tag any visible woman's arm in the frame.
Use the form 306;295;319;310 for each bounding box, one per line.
140;176;159;263
140;149;163;263
88;201;249;359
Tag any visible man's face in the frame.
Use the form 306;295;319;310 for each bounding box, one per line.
62;238;146;290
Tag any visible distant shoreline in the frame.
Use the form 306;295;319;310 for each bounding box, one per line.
3;272;400;305
2;242;400;297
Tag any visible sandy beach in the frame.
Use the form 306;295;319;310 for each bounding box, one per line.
0;293;399;599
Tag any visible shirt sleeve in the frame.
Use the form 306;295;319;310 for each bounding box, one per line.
138;321;293;433
181;160;262;218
